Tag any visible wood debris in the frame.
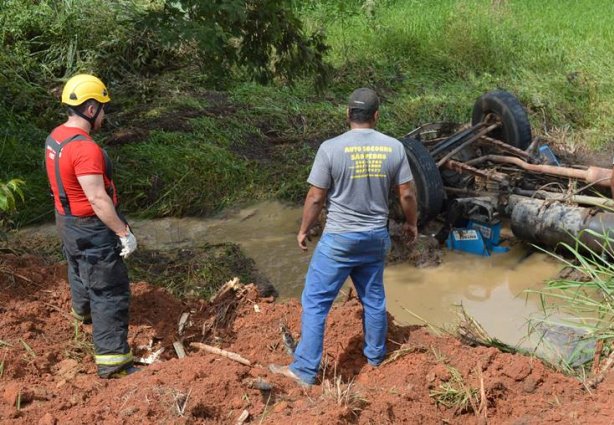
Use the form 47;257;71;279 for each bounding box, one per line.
209;277;241;304
236;409;249;425
178;312;190;335
135;347;165;365
279;321;297;355
587;343;614;388
173;341;187;359
190;342;251;366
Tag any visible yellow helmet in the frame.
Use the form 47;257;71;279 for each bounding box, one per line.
61;74;110;106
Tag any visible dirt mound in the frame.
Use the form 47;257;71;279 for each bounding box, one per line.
1;253;613;424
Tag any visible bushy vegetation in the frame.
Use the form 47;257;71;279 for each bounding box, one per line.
1;0;613;226
147;0;331;87
0;179;25;231
530;230;614;374
116;133;255;217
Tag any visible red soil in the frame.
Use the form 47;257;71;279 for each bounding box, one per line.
1;253;613;424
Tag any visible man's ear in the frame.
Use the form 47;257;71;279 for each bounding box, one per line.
373;110;380;123
84;103;96;118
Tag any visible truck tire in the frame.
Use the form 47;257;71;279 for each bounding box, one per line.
395;137;445;226
471;90;532;150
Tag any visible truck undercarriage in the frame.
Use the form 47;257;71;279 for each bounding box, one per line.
397;90;613;254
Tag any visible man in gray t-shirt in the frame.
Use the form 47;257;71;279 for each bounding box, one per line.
307;122;414;233
269;88;418;386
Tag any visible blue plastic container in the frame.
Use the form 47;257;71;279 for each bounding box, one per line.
446;220;510;256
468;220;501;250
446;229;490;256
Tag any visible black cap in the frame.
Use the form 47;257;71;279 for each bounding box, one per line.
348;88;379;112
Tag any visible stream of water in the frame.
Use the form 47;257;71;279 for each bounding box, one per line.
129;200;563;348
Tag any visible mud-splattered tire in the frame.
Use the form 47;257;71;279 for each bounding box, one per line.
394;137;445;226
471;90;532;150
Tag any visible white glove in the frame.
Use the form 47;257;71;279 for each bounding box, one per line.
119;228;138;258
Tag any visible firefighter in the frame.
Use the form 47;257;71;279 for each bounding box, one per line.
45;74;138;378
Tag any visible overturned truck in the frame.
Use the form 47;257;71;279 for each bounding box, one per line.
398;90;614;253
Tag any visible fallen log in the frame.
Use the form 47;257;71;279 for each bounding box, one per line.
190;342;251;366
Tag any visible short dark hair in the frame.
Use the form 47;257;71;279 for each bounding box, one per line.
349;108;376;124
67;99;99;116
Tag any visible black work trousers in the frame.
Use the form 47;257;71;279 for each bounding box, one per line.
56;212;133;377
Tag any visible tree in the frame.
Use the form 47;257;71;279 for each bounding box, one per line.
148;0;331;88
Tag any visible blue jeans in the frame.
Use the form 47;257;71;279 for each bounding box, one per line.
290;228;391;384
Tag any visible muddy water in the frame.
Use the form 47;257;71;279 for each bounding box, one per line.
132;201;312;294
131;201;562;347
385;246;561;346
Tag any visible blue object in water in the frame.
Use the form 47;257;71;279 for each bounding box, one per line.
491;245;511;254
468;220;502;250
446;229;490;256
446;220;510;256
538;145;560;166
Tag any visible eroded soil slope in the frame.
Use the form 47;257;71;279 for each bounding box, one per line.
1;253;613;424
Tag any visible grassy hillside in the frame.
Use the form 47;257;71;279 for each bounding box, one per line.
301;0;614;142
1;0;613;225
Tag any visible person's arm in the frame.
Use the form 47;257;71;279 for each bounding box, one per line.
397;181;418;243
297;186;328;251
77;174;128;237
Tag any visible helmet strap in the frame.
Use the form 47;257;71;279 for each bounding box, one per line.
90;102;103;127
71;102;103;128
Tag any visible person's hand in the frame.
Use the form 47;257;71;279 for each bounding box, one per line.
297;231;311;251
119;227;138;258
403;222;418;245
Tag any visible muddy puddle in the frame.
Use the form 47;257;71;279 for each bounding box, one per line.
385;246;562;344
126;201;563;347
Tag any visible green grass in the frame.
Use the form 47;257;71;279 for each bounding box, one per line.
528;229;614;373
429;366;479;413
128;243;266;299
115;133;254;217
300;0;614;145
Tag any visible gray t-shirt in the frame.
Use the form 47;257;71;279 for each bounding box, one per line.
308;128;413;233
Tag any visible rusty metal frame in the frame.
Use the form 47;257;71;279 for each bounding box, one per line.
464;155;612;188
442;160;508;183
